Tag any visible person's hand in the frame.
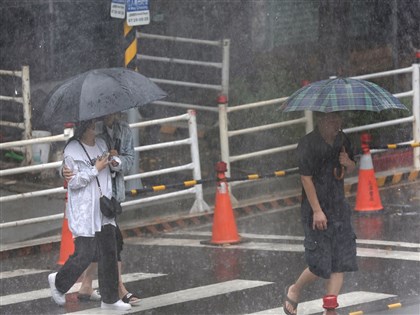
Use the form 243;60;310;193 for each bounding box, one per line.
312;210;327;230
62;165;73;182
109;149;118;157
95;153;110;172
339;146;352;168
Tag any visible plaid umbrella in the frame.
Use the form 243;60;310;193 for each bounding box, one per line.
281;77;407;112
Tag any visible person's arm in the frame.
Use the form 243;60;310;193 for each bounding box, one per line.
113;124;135;175
301;175;328;230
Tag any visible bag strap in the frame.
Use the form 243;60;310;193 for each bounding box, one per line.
77;140;103;196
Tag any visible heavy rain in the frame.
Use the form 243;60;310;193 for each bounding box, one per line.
0;0;420;314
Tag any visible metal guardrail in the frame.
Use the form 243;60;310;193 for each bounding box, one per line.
218;63;420;176
0;110;209;230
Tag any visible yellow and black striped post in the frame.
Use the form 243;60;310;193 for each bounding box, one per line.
123;21;141;190
124;21;137;70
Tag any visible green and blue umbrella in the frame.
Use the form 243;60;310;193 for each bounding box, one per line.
281;77;407;112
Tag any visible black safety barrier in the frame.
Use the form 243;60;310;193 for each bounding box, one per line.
127;167;300;196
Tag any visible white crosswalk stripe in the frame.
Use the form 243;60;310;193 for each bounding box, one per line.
67;279;274;314
129;235;420;262
0;272;165;306
247;291;396;314
0;269;50;280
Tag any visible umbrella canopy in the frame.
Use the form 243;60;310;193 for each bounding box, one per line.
281;77;407;112
42;67;167;128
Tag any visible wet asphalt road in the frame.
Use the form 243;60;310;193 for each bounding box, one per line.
1;181;419;315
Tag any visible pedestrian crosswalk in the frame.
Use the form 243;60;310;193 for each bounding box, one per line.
126;232;420;262
247;291;396;314
0;267;403;315
0;270;165;306
69;279;273;314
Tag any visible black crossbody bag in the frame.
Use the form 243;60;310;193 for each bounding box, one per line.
77;140;122;219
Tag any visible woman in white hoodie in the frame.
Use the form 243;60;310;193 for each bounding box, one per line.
48;119;131;311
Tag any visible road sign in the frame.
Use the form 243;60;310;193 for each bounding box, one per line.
126;0;150;26
110;0;126;19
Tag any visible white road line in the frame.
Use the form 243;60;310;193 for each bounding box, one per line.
168;231;420;249
68;279;274;314
127;238;420;262
248;291;396;314
0;269;50;280
0;272;165;306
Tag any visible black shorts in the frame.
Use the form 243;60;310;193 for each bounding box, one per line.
303;221;358;279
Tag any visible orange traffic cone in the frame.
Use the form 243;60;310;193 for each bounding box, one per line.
202;162;241;245
57;189;75;265
355;134;383;212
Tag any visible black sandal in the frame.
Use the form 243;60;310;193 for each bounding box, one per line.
283;285;298;315
122;292;141;305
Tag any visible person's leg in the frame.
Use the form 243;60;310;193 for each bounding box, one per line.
96;224;119;304
115;225;141;304
55;237;96;293
78;263;98;295
325;272;344;296
285;267;319;314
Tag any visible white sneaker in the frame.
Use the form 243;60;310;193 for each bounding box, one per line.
101;299;132;311
48;272;65;306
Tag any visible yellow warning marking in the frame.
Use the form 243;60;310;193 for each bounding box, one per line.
392;173;403;184
123;21;132;36
184;180;197;187
274;171;286;176
376;176;386;187
349;311;363;315
125;40;137;65
387;144;397;149
388;302;402;309
248;174;259;180
408;170;419;181
153;185;166;191
130;189;138;196
411;142;420;147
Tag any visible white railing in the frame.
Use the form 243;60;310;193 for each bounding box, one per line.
218;63;420;176
0;66;32;164
0;110;209;230
137;32;229;113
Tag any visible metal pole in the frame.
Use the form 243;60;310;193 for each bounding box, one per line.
221;39;230;98
21;66;32;165
218;97;230;177
188;110;209;213
412;60;420;169
124;21;142;190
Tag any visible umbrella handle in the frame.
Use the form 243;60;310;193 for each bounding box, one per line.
334;166;345;180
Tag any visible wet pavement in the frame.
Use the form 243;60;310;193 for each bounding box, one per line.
0;181;419;314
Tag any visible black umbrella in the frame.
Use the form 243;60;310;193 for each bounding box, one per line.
42;68;167;129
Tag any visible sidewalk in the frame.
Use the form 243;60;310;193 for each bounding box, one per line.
1;166;419;260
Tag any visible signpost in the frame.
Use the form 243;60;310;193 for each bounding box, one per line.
110;0;150;26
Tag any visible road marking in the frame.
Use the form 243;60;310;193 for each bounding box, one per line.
0;272;165;306
168;231;420;249
68;279;273;314
247;291;396;314
0;269;50;280
127;237;420;262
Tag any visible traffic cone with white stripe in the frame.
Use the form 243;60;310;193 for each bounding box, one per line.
57;182;75;265
355;134;383;212
202;161;241;245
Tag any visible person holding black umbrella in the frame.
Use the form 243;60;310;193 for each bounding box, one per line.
63;113;140;305
48;119;131;311
283;112;358;315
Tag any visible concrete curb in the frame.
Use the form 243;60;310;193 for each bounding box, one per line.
1;168;419;261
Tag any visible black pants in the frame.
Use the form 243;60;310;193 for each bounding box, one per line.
55;224;119;304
